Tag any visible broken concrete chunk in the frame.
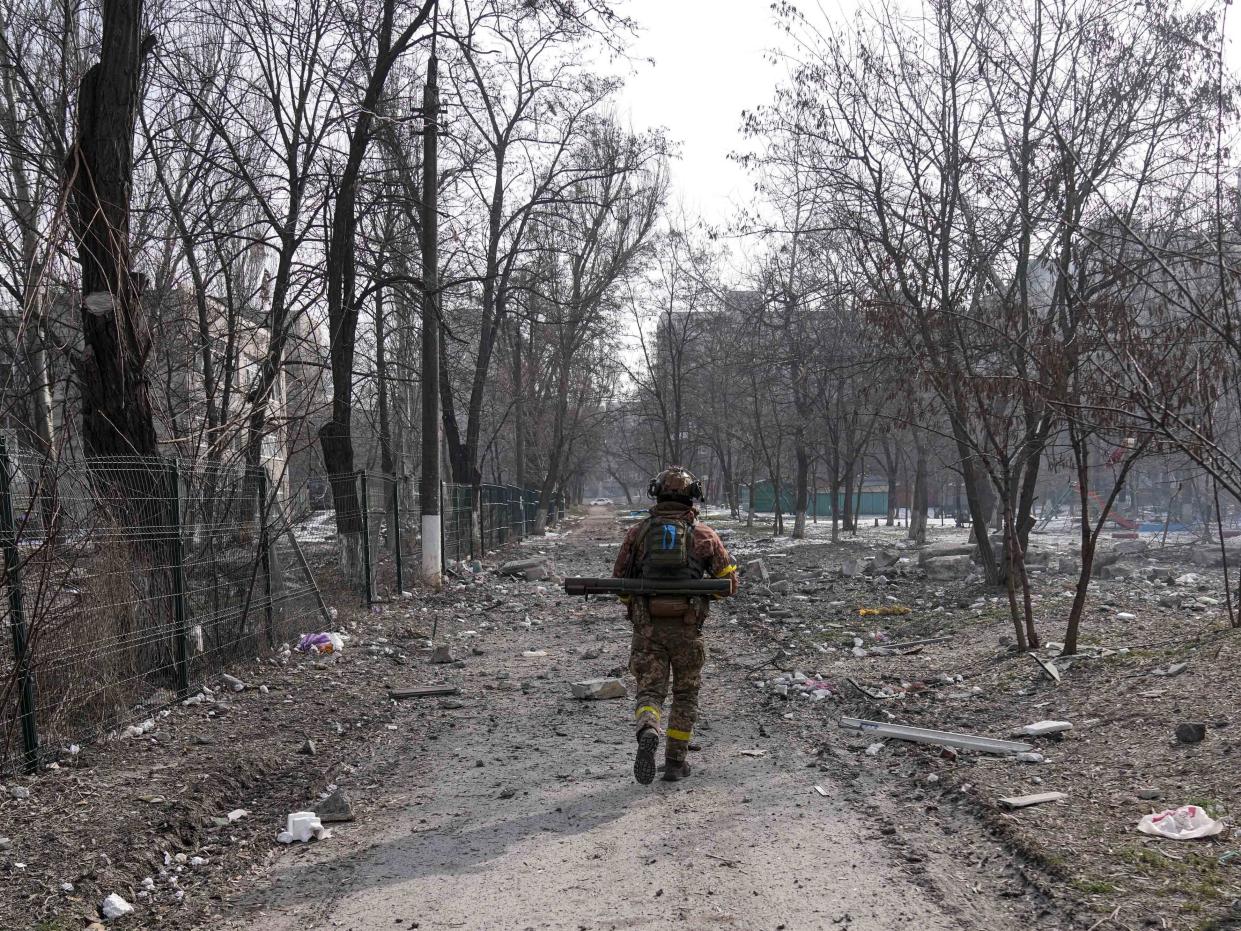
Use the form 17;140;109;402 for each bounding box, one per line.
222;674;245;693
1137;788;1163;800
101;893;134;920
1022;720;1073;737
840;558;862;578
924;554;973;580
918;543;976;565
429;645;453;664
317;789;355;823
298;738;317;756
869;549;901;571
570;678;627;700
745;559;770;581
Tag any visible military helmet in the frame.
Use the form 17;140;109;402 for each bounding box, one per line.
648;466;703;502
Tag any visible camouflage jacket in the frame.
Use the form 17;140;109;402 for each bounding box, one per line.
612;502;737;581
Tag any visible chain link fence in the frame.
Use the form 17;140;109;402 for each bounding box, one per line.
1;444;569;774
0;442;325;774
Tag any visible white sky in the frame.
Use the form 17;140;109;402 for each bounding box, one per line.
614;0;1241;231
612;0;798;229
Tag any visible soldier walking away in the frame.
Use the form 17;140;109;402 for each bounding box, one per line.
612;467;737;784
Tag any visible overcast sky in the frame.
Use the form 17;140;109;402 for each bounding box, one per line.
613;0;1241;231
612;0;796;229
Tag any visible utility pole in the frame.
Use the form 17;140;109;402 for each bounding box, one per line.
419;20;443;589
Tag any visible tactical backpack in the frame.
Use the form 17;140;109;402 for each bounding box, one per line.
636;515;704;618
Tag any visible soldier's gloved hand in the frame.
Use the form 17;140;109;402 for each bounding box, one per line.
728;573;739;596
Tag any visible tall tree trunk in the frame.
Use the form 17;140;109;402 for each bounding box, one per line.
841;461;856;533
792;435;809;539
909;442;929;545
72;2;157;463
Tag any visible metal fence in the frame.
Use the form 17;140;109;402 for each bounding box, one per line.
350;476;565;596
0;442;325;774
1;446;569;774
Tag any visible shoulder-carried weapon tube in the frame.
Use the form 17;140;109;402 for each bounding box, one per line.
564;577;731;597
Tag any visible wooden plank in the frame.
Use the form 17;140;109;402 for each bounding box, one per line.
388;686;461;700
999;791;1068;810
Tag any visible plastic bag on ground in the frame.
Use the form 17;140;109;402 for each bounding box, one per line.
1137;805;1225;840
296;632;345;655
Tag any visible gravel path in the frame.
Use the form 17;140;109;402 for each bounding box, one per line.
231;510;1033;931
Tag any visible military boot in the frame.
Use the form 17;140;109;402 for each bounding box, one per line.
633;726;660;785
662;757;691;782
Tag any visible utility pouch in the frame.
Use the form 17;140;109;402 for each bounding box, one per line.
647;595;692;619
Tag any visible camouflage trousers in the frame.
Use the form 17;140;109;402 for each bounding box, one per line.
629;598;707;763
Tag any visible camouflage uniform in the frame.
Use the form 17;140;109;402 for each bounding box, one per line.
613;500;736;765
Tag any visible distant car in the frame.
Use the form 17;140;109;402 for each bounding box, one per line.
589;497;614;506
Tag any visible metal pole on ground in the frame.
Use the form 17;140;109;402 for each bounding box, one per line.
0;438;39;772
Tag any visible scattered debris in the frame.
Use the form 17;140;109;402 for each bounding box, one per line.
499;557;554;581
277;811;332;844
1152;662;1188;677
296;632;345;654
1013;752;1045;763
522;649;548;658
317;789;355;823
1028;652;1061;683
570;678;627;700
999;791;1068;810
1174;722;1207;745
222;673;245;693
101;893;135;920
388;686;461;700
123;720;155;739
1138;805;1226;840
298;738;316;756
839;717;1034;755
1137;788;1163;801
857;605;911;617
429;645;454;664
813;785;830;797
882;635;952;650
746;559;770;581
1021;720;1073;737
740;748;768;758
923;554;973;580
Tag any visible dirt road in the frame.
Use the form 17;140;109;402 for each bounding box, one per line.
230;510;1048;931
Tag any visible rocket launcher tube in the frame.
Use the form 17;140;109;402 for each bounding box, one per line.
564;577;732;597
